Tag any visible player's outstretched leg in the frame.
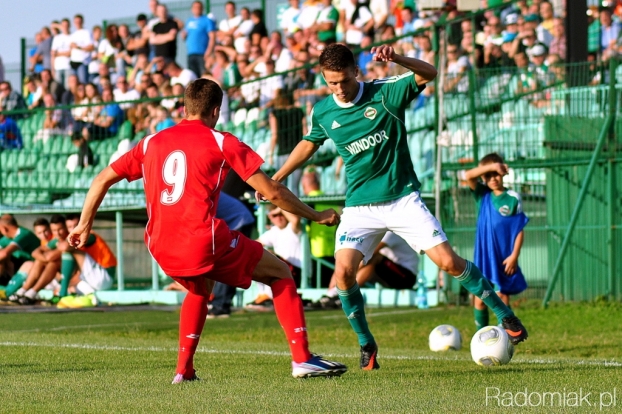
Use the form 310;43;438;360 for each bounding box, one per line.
334;250;379;370
172;277;211;384
255;251;347;378
427;243;528;345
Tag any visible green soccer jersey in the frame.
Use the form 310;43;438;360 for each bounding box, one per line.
304;72;424;207
0;227;41;260
473;183;523;217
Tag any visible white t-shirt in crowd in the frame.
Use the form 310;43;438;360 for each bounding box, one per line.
69;29;94;63
113;88;141;109
344;5;372;45
279;6;301;32
258;223;302;268
233;19;254;53
51;33;72;70
378;232;420;274
297;3;320;29
171;68;197;87
259;75;284;107
219;15;243;32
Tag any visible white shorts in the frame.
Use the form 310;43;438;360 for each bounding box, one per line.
79;253;114;291
335;191;448;264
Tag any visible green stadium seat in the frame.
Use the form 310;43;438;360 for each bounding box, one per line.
16;151;38;170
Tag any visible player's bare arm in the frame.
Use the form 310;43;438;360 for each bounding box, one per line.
503;230;524;275
272;140;320;183
68;166;124;248
464;163;509;190
371;45;437;85
247;169;340;226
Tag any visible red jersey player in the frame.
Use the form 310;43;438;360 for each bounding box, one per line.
67;79;347;382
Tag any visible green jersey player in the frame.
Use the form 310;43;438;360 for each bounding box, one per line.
270;44;528;370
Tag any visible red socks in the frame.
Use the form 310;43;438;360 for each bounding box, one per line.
176;290;209;377
271;278;312;363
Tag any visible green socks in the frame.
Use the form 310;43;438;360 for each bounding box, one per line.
457;261;513;321
337;283;375;347
60;253;76;297
5;271;27;296
474;307;489;329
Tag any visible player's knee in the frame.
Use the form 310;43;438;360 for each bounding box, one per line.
333;262;357;284
440;256;465;276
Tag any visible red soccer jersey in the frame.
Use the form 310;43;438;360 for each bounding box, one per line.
110;119;264;276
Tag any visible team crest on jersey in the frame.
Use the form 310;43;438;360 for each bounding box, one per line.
364;107;377;120
499;206;510;216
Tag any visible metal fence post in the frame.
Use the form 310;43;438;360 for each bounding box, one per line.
468;67;479;163
20;38;26;88
115;210;125;291
205;0;210;14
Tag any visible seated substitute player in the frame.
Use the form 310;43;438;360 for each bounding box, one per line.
268;43;528;371
10;215;67;304
464;153;529;329
55;213;117;308
321;231;418;308
67;78;347;383
0;215;41;299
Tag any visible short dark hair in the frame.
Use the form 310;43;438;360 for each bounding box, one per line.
480;153;504;165
251;9;263;19
33;217;50;228
184;79;223;118
0;214;18;227
137;13;147;21
65;213;81;221
50;214;66;225
319;43;356;72
74;14;84;21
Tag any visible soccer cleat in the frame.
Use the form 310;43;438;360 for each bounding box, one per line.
17;296;37;305
502;315;529;345
291;354;348;378
360;343;380;370
171;372;201;384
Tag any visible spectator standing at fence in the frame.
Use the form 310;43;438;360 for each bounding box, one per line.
280;0;301;36
30;27;53;73
549;18;566;60
311;0;339;45
444;45;470;93
151;4;179;63
98;24;127;78
233;8;254;53
183;1;217;78
465;153;529;330
69;15;94;84
127;14;151;64
51;19;73;88
341;0;374;49
218;1;243;44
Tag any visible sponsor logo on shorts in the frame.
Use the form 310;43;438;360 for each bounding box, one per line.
432;229;441;237
339;232;364;245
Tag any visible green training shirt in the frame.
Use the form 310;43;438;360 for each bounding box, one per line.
304;72;424;207
0;227;41;260
473;183;523;217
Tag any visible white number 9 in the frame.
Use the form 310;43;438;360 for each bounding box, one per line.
160;150;187;205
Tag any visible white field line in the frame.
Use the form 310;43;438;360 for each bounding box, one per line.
0;341;620;367
7;321;179;333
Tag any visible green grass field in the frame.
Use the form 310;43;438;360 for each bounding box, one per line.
1;301;621;413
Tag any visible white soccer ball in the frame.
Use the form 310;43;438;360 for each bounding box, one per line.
429;324;462;351
470;326;515;366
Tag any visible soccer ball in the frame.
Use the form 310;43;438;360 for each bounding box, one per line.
429;324;462;351
470;326;514;366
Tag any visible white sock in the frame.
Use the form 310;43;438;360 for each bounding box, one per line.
327;287;338;298
15;288;26;296
76;280;95;295
24;289;37;299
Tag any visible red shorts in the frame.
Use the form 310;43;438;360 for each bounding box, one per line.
171;231;264;296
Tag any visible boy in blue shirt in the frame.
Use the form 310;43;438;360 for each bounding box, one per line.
465;153;529;329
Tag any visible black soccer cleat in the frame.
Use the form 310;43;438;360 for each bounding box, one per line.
360;343;380;370
502;315;529;345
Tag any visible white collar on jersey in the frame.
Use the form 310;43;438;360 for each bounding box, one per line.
332;81;364;108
